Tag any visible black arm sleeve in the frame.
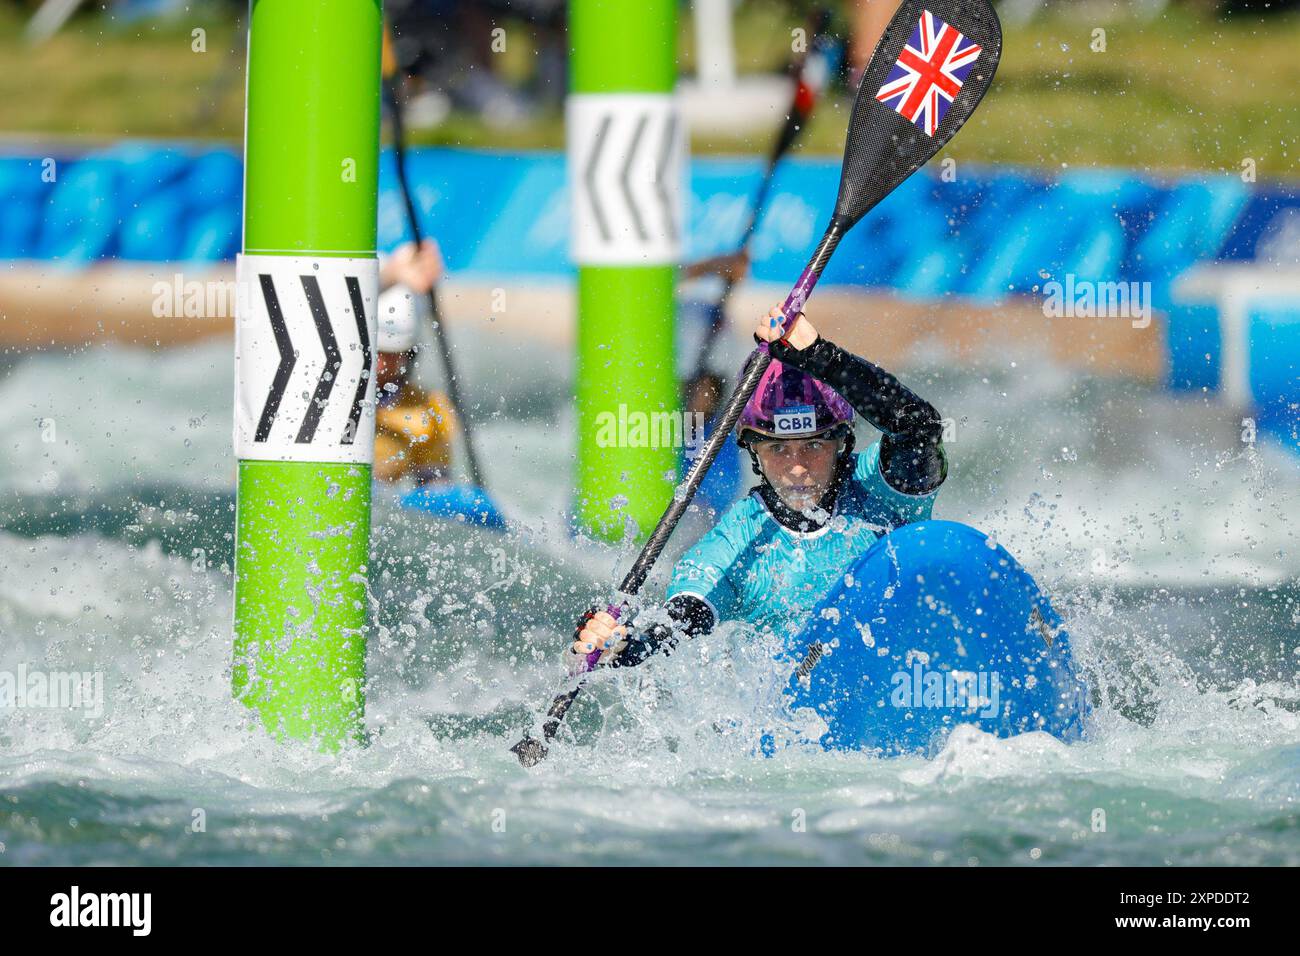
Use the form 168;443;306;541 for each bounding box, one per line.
610;594;716;668
769;335;947;495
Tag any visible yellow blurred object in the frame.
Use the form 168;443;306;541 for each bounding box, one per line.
374;388;458;484
381;19;398;81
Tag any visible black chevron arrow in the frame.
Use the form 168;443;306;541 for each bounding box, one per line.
620;113;649;241
583;113;613;242
342;275;371;446
295;274;340;444
255;273;296;442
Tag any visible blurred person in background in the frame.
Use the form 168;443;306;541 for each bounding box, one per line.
845;0;898;89
373;238;461;486
385;0;566;129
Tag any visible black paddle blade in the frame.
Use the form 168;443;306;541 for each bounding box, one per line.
834;0;1001;229
511;735;548;767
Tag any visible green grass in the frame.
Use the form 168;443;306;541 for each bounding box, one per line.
0;7;245;141
0;2;1297;175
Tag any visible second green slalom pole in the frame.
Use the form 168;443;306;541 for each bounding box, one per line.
569;0;684;542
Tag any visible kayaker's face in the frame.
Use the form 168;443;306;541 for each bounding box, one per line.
753;436;843;511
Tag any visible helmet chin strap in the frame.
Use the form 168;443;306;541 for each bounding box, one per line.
751;430;856;532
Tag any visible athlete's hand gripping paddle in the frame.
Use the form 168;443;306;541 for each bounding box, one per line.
575;604;625;673
513;0;1002;767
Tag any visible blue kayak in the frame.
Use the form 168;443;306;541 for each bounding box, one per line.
771;520;1089;755
398;484;507;529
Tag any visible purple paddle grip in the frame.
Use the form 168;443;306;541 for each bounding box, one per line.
780;264;820;323
756;265;820;344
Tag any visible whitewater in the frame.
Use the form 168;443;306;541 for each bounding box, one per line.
1;324;1297;866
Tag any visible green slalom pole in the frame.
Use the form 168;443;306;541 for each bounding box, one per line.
570;0;682;541
231;0;382;749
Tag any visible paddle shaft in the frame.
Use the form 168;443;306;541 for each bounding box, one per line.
384;80;489;492
687;149;779;383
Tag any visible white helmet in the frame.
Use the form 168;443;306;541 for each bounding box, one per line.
376;283;428;352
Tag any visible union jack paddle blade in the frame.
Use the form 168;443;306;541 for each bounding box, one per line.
876;9;985;137
832;0;1000;229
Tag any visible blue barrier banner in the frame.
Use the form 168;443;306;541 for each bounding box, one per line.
1216;189;1300;265
1;145;1276;301
3;143;1297;436
1248;298;1300;453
